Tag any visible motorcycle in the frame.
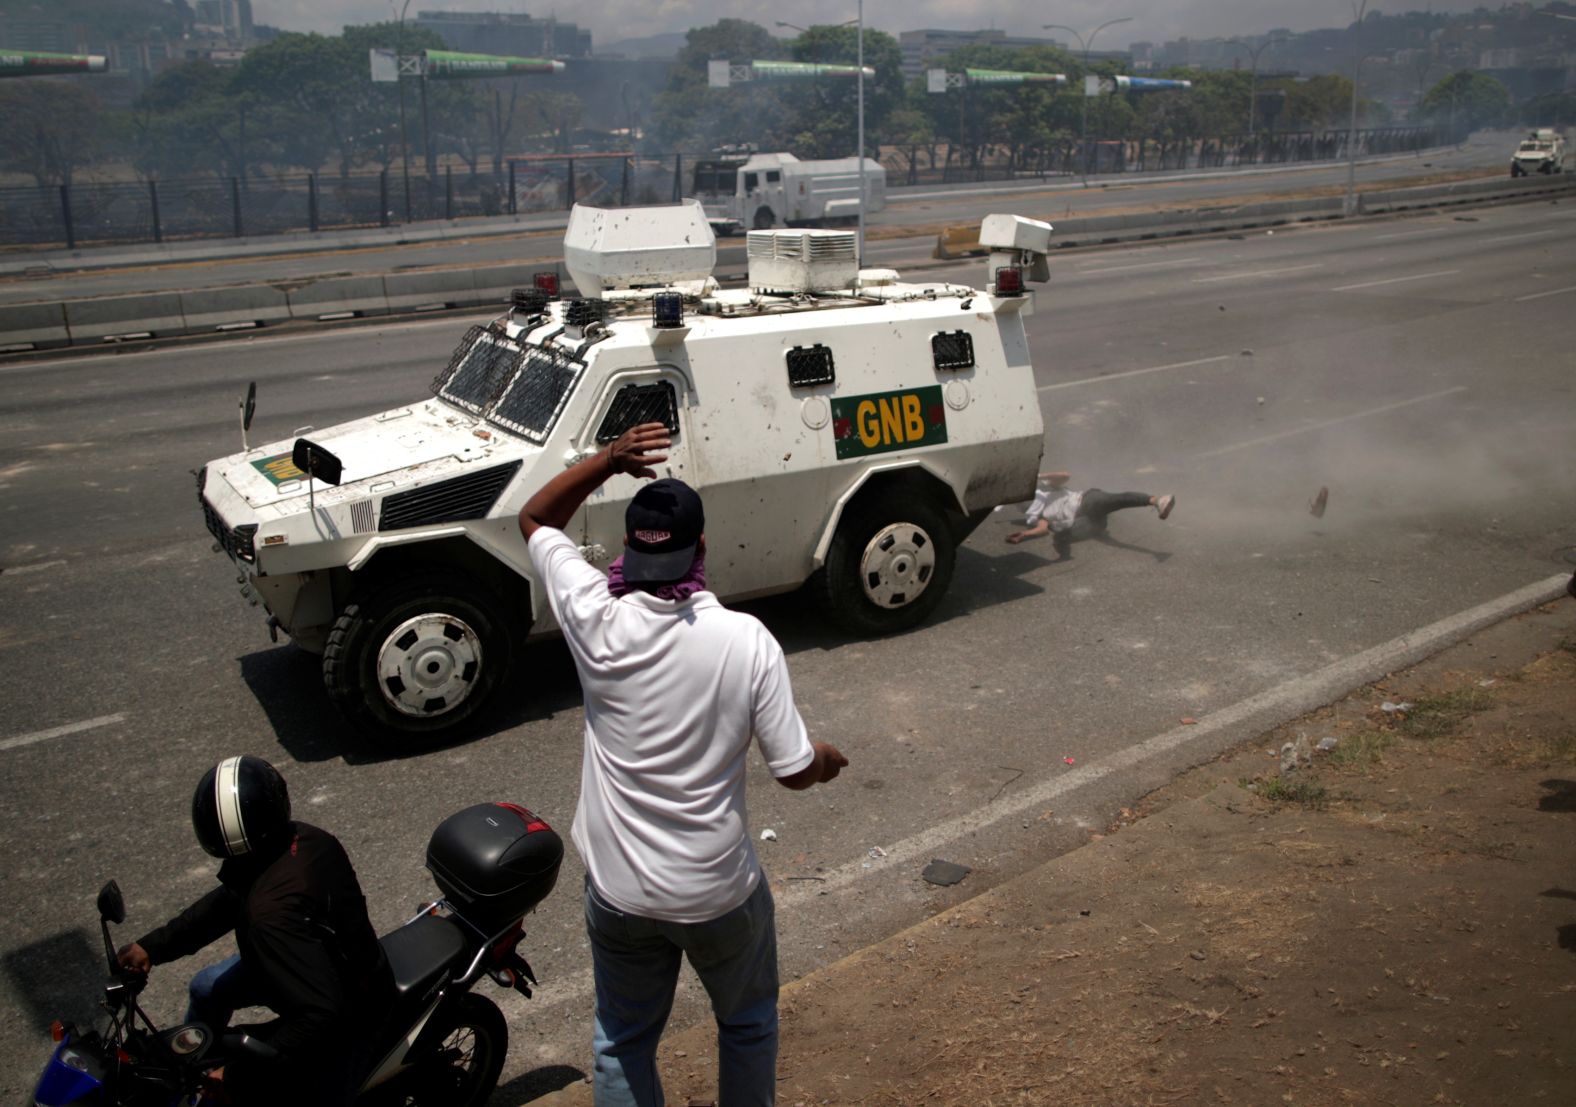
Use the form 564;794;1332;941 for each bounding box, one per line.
34;802;564;1107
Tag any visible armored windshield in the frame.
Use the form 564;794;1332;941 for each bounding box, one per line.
432;327;584;442
488;346;584;442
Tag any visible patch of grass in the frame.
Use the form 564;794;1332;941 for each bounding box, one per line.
1257;776;1329;808
1541;734;1576;765
1399;688;1494;740
1328;731;1394;770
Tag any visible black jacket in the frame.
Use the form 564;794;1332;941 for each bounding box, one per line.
138;822;392;1100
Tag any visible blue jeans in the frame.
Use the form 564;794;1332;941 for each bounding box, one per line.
584;878;780;1107
185;953;262;1029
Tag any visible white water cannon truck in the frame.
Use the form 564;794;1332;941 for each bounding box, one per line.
196;201;1048;745
690;151;886;235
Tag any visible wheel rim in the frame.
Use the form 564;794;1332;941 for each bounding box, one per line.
858;522;936;609
401;1023;489;1105
375;614;484;718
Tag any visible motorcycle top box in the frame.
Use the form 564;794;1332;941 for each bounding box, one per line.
427;802;564;935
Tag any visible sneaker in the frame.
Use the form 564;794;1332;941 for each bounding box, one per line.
1155;494;1175;520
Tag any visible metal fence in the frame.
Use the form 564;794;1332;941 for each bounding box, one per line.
0;126;1454;252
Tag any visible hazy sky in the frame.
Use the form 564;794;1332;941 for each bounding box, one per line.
252;2;1502;49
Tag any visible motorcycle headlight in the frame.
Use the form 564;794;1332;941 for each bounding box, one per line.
169;1024;209;1056
57;1047;92;1072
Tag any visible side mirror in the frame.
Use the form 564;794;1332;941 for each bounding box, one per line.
241;382;257;432
291;438;344;487
97;880;125;925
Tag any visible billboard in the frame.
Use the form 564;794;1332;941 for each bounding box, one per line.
0;49;107;77
422;50;565;78
964;68;1067;86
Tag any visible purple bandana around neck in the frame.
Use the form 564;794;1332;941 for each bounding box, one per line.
606;552;707;602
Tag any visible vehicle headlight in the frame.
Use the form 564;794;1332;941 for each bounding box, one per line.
57;1047;92;1072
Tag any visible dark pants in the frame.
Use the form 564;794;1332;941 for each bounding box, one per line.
1055;489;1150;556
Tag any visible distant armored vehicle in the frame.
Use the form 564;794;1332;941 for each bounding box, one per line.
197;201;1047;745
1511;129;1565;176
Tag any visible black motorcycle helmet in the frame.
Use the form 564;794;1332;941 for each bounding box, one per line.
192;755;292;859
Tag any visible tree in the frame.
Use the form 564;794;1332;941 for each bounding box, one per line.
1415;71;1510;133
779;25;906;159
1518;91;1576;128
0;80;104;186
650;20;792;150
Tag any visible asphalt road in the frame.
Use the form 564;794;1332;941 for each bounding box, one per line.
2;193;1573;1102
0;131;1513;306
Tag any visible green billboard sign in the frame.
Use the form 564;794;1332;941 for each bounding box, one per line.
423;50;564;78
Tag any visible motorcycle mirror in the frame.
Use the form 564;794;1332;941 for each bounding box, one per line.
97;880;125;925
241;382;257;432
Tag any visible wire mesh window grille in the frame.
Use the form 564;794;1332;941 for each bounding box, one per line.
595;381;679;444
433;327;527;413
786;345;835;388
931;331;975;372
488;348;584;442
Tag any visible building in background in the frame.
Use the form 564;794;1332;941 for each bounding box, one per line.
415;10;591;59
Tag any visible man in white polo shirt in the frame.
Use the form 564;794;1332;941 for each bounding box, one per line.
518;421;847;1107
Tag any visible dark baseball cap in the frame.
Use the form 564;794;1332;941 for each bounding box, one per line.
622;478;705;584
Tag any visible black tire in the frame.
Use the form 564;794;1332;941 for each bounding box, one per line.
392;992;508;1107
323;572;512;745
753;206;776;229
820;495;956;637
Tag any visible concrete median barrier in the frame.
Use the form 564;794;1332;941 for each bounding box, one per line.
383;268;477;313
180;285;291;332
0;301;71;351
63;292;187;343
285;275;391;321
471;263;550;310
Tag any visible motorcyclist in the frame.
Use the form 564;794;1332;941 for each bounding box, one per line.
116;755;392;1106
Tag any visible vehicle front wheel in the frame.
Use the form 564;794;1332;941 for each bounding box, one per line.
753;206;776;229
323;572;514;745
820;496;957;637
392;992;508;1107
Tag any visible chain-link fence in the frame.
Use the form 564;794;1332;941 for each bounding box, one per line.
0;127;1454;252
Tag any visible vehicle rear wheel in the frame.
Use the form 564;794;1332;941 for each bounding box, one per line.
323;572;513;745
393;993;507;1107
820;495;956;637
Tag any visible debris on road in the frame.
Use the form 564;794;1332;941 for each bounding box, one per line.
1280;734;1313;773
1063;756;1076;765
1316;736;1339;752
1181;717;1199;725
868;845;887;859
1310;486;1329;518
760;828;778;842
921;859;971;887
1380;700;1414;714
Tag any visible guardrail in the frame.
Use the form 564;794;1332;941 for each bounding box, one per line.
4;172;1572;355
933;172;1576;257
0;261;565;353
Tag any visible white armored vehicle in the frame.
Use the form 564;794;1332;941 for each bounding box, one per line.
690;151;886;234
197;200;1047;744
1510;128;1566;176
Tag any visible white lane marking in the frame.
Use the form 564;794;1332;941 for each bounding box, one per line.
1077;256;1201;275
777;572;1574;905
1195;386;1468;459
1330;269;1460;292
1037;354;1234;393
1374;228;1444;241
1515;284;1576;302
1481;230;1555;245
0;713;126;753
2;559;66;575
1192;263;1323;284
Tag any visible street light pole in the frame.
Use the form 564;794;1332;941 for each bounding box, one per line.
1044;17;1131;187
1344;0;1369;217
394;0;413;222
1228;36;1284;137
856;0;865;267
